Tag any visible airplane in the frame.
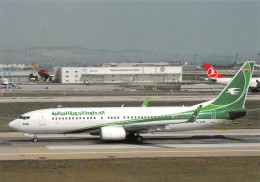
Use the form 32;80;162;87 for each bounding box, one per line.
9;61;254;143
204;63;260;92
255;64;260;68
0;78;9;88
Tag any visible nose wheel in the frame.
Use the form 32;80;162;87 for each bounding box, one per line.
33;136;38;143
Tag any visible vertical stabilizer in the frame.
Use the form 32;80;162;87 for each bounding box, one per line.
204;63;224;78
209;61;254;109
200;61;254;112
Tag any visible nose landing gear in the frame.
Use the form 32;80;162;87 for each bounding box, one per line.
24;133;39;143
33;137;38;143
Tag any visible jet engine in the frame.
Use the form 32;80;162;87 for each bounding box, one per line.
100;125;126;140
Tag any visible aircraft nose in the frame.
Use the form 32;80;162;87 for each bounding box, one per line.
8;120;17;130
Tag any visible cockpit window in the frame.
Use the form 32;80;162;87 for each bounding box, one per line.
19;116;30;120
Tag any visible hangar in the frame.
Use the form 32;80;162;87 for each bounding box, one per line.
55;65;182;84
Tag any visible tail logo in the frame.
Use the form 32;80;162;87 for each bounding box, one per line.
207;67;216;76
226;88;241;95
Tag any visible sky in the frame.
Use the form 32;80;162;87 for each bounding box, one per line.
0;0;259;55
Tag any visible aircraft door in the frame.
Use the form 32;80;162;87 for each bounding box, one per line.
39;112;46;125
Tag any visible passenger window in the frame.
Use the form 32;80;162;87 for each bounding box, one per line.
62;117;64;120
83;117;85;119
90;117;92;119
94;117;96;119
72;117;74;120
79;117;81;120
101;117;103;119
127;116;129;119
117;116;119;119
108;117;110;119
69;117;71;120
52;118;54;120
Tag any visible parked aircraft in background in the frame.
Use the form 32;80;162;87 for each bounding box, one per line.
9;62;254;143
204;63;260;92
255;64;260;68
0;78;9;88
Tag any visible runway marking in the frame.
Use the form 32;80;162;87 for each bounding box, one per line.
0;150;259;156
46;143;260;150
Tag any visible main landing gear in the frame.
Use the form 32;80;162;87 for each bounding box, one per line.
127;133;143;144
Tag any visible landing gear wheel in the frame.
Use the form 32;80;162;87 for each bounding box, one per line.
126;134;143;144
33;138;38;143
136;135;143;144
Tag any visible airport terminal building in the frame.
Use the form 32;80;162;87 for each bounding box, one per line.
55;65;182;83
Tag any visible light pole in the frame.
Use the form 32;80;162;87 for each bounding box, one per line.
154;64;157;91
258;53;260;77
195;54;197;84
142;64;144;88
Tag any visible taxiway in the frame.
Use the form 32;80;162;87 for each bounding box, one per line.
0;94;260;103
0;129;259;160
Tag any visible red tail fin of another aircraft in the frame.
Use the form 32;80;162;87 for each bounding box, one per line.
204;63;225;79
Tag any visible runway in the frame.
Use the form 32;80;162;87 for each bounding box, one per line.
0;129;259;160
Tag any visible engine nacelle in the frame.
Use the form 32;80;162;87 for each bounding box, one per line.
100;125;126;140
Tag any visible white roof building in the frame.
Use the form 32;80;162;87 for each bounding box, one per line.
55;66;182;83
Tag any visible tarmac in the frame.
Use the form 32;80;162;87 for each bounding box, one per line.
0;129;259;160
0;94;260;103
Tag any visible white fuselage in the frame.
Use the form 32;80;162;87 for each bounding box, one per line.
212;77;259;88
9;107;228;135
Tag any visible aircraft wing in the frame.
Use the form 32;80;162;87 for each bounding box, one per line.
69;105;202;135
124;105;202;133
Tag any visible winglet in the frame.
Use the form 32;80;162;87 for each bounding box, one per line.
141;97;150;107
187;105;202;123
